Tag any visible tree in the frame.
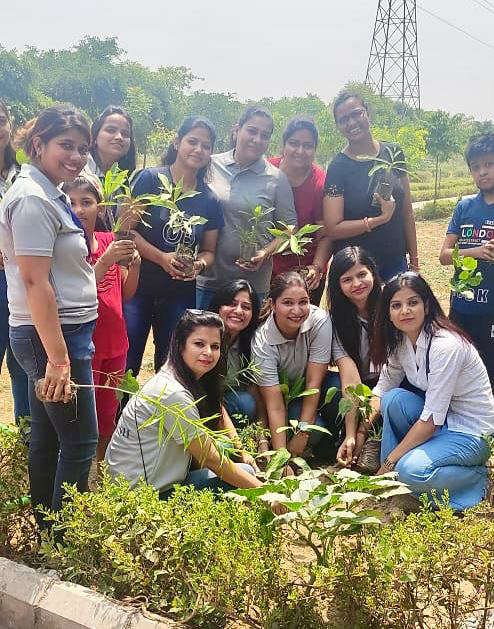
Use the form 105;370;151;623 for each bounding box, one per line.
423;111;463;202
184;91;242;151
373;125;428;173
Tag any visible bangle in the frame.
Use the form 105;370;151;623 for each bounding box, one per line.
48;358;70;369
363;217;372;232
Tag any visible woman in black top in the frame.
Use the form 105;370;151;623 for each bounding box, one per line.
323;91;418;281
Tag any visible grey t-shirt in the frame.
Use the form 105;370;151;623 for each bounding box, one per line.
196;150;296;294
331;316;379;382
0;164;97;326
252;305;332;387
105;366;205;493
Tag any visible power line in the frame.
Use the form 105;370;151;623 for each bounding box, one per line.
417;3;494;51
470;0;494;16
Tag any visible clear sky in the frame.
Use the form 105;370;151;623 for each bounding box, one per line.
3;0;493;121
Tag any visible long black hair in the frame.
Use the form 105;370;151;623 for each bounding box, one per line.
209;279;260;364
230;104;274;149
328;247;381;374
162;115;216;183
371;272;470;368
90;105;136;172
167;310;226;427
0;101;16;172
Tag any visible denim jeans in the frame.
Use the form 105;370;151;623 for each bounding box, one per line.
380;388;490;511
224;389;257;426
196;285;266;311
10;321;98;528
124;287;195;376
159;463;255;499
0;271;29;422
378;256;408;283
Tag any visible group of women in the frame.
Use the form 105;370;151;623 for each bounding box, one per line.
0;91;492;530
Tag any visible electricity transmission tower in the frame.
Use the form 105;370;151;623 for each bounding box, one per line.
365;0;420;111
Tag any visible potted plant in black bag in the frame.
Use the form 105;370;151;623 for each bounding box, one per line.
358;145;408;208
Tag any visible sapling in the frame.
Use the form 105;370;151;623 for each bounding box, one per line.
237;204;274;264
143;173;207;276
268;222;322;278
450;243;483;300
358;144;408;207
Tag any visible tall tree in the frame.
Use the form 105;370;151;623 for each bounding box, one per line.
423;111;463;202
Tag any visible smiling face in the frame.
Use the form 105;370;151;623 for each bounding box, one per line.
272;285;310;338
469;153;494;195
33;129;89;186
182;325;221;379
218;290;253;338
339;263;374;310
95;113;131;166
234;114;273;167
389;287;426;341
282;128;316;172
334;97;371;144
175;126;213;172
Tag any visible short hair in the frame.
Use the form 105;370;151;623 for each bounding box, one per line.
332;90;368;120
465;133;494;167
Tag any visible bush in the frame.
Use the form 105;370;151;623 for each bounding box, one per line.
415;199;457;221
325;502;494;628
39;474;308;628
411;184;477;203
0;423;36;558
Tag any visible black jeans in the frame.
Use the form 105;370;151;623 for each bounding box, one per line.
10;322;98;528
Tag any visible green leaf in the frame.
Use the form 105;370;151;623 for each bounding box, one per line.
15;148;30;165
115;370;140;401
296;223;322;236
462;257;477;271
265;448;291;479
324;386;338;405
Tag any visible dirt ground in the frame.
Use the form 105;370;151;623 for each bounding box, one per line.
0;218;450;425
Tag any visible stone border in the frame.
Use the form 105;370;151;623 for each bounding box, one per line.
0;557;183;629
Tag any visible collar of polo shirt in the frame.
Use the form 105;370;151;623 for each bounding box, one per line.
265;310;313;345
223;149;265;174
18;163;64;200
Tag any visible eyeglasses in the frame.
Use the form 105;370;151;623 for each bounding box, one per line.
335;108;367;127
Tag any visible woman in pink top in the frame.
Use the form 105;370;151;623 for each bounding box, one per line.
269;117;331;305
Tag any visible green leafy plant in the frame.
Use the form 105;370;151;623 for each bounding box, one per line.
279;371;319;406
228;468;411;582
268;222;322;275
15;148;30;165
144;173;206;274
39;477;291;627
0;423;36;558
237;204;274;263
359;145;409;205
224;355;262;392
450;243;483;299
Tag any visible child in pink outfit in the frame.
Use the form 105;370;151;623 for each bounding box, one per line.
63;174;140;465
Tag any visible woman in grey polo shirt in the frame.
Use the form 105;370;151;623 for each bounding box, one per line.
0;105;98;528
196;105;296;308
251;272;334;463
106;310;260;496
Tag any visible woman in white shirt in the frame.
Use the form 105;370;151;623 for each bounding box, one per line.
369;272;494;511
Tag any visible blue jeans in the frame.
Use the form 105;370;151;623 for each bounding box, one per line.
0;272;29;422
380;388;490;511
159;463;255;499
10;322;98;528
224;389;257;426
378;256;408;283
124;286;195;376
196;285;266;310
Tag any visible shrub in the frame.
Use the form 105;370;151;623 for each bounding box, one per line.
411;185;477;203
326;501;494;628
0;423;36;558
415;199;457;221
39;474;305;627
